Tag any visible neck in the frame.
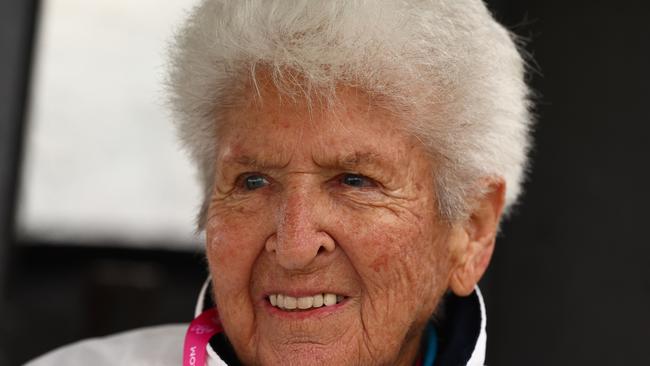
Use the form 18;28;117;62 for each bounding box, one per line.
392;330;425;366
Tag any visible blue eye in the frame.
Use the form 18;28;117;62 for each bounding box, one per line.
243;174;268;190
341;173;375;188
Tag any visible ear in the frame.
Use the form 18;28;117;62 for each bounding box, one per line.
448;178;506;297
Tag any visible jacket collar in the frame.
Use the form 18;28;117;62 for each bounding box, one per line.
432;288;487;366
194;278;486;366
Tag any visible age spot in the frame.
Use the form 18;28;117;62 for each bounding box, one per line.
370;254;390;273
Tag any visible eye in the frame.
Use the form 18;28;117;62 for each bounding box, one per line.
340;173;376;188
240;174;269;191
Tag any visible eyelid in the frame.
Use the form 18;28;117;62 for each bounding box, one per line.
339;172;380;188
234;172;270;190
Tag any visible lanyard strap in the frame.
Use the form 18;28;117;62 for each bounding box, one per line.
183;308;222;366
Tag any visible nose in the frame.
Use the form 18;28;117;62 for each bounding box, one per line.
265;187;336;271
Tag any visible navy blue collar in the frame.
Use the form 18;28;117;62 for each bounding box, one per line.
432;291;483;366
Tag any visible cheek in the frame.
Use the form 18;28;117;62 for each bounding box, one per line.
204;205;274;353
364;226;443;293
341;207;450;321
205;203;272;301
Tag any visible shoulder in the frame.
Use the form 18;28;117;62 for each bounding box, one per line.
26;324;187;366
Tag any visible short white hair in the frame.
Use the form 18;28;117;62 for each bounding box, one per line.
167;0;533;229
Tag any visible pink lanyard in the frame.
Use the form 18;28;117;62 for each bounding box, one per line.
183;308;222;366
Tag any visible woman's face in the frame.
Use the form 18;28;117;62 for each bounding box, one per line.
206;88;457;366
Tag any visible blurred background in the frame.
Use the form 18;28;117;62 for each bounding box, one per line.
0;0;648;365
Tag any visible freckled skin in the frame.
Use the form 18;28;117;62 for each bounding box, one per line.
205;88;457;366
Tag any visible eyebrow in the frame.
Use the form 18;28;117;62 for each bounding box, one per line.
331;151;385;170
313;151;397;178
223;150;395;174
229;154;289;170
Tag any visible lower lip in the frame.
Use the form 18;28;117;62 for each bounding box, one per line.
263;298;349;320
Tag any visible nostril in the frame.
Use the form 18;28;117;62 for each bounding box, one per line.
317;246;326;255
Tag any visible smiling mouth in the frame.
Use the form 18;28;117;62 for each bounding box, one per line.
269;293;346;311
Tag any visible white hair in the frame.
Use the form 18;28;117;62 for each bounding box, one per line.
166;0;533;229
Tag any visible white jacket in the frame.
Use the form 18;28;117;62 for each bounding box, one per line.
26;282;487;366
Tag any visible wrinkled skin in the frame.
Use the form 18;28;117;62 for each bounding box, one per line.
204;88;499;366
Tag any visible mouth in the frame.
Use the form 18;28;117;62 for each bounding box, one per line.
268;293;346;311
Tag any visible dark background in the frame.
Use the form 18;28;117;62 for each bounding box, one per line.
1;1;649;365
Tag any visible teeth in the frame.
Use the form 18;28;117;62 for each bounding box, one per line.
297;296;313;309
269;293;344;311
284;296;297;310
323;293;337;306
312;294;323;308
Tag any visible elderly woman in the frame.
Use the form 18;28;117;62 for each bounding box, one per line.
28;0;531;365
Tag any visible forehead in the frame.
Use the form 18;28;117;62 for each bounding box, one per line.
215;88;425;172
